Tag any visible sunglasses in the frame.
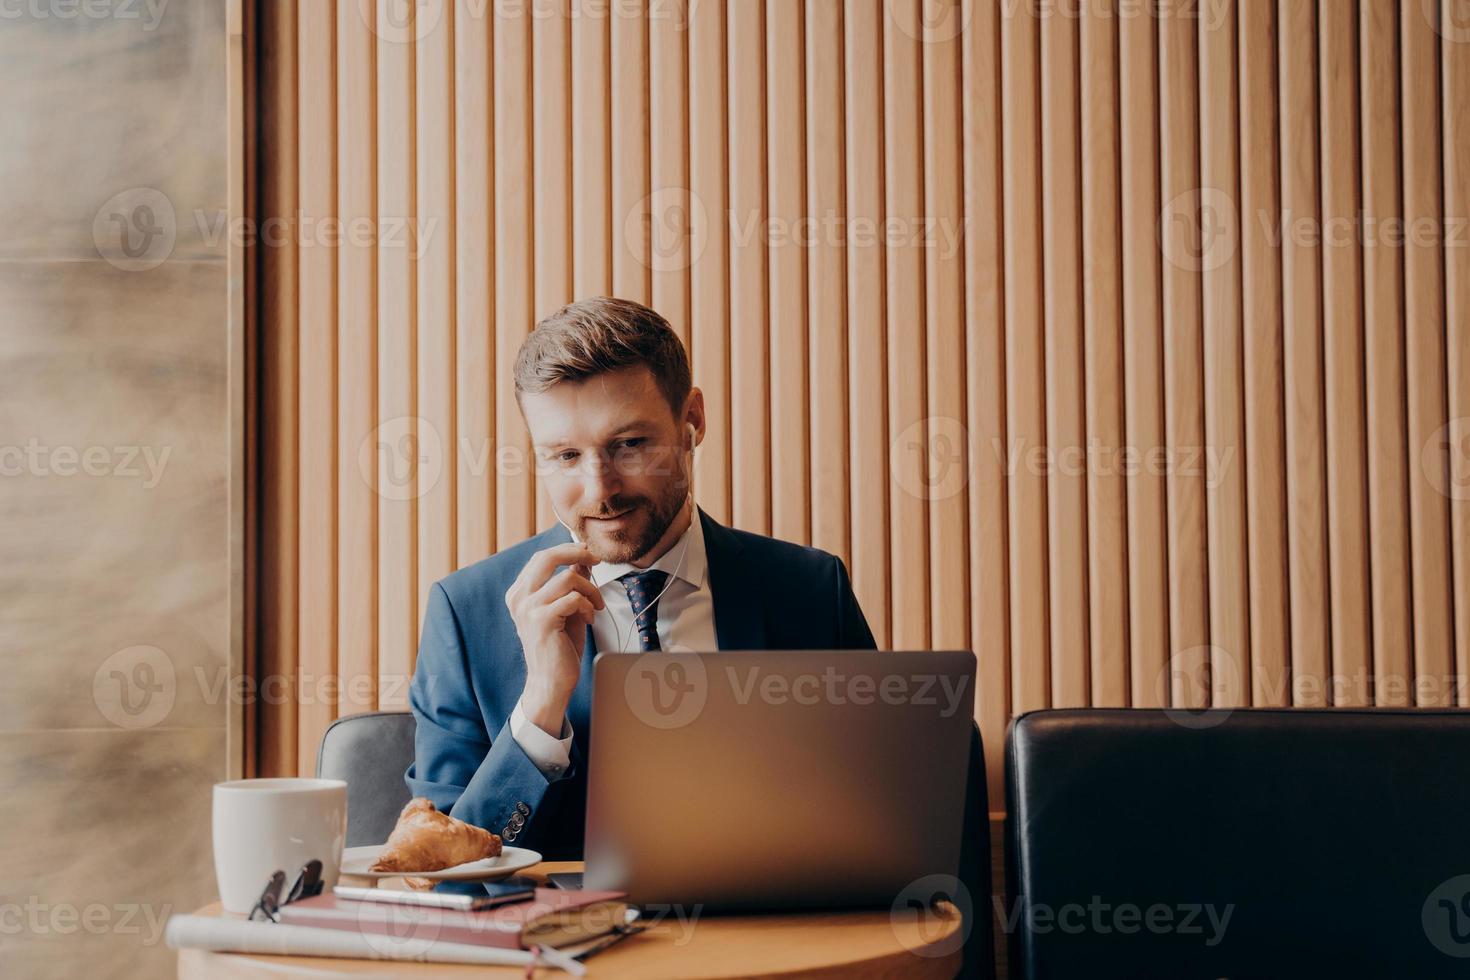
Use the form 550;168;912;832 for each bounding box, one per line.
248;859;324;923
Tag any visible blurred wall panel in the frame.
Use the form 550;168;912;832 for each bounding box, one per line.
0;2;240;977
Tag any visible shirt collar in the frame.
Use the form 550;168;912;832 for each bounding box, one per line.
588;509;707;592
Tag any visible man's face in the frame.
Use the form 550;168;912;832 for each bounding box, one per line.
521;365;702;564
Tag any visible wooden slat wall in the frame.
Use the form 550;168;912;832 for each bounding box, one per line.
256;0;1469;798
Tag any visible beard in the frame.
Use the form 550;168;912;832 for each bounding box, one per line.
575;478;688;565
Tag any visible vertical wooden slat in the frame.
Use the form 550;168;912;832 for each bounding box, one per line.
1360;0;1413;705
1318;0;1371;705
922;6;969;650
494;0;536;549
1002;0;1048;709
297;0;337;774
768;0;809;545
573;0;612;298
337;0;377;713
1159;0;1209;708
417;0;457;626
885;0;931;649
1279;0;1330;707
1081;0;1128;708
533;0;573;531
1402;0;1455;706
962;0;1012;788
375;0;416;707
807;0;849;560
1445;0;1470;705
1121;0;1168;708
1200;0;1250;707
846;0;891;647
259;0;299;771
1042;0;1089;707
649;0;690;346
1238;0;1290;706
690;0;732;521
611;1;651;302
455;0;494;567
728;0;770;534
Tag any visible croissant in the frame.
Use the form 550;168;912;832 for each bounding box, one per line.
369;798;503;873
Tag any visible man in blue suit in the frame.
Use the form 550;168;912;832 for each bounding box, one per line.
407;297;877;858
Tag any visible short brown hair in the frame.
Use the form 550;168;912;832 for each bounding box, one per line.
515;297;691;415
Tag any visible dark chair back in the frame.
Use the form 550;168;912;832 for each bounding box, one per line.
316;710;416;846
1005;708;1470;978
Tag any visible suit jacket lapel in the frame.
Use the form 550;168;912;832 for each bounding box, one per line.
700;508;766;651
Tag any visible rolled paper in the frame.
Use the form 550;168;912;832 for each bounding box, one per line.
164;914;586;975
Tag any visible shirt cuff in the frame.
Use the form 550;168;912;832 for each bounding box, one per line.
509;699;574;780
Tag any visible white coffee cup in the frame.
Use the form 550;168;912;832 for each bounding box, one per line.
212;778;348;914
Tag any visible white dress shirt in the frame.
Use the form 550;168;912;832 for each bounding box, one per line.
509;513;716;777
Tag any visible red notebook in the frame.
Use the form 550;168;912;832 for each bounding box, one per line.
278;888;628;950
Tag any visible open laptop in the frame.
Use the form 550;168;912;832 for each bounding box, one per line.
582;649;976;910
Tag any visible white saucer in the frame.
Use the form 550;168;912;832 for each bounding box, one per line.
339;844;542;881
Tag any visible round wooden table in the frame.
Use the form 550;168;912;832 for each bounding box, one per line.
176;861;963;979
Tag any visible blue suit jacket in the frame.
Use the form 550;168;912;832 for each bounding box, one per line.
406;508;878;858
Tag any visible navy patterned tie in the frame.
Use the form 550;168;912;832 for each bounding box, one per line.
620;569;670;651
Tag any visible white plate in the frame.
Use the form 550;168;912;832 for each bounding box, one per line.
339;844;542;881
